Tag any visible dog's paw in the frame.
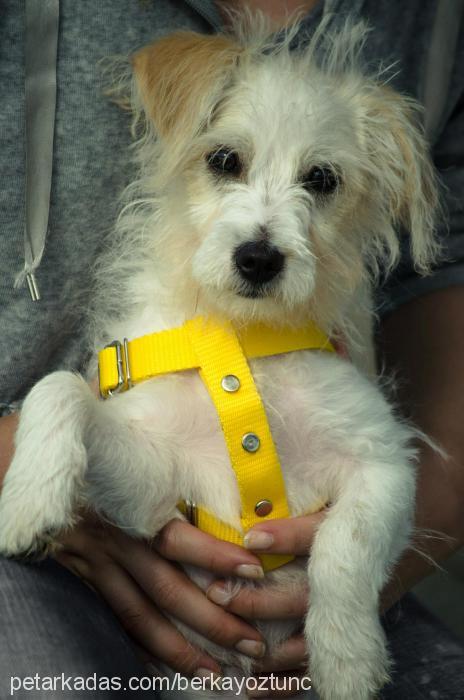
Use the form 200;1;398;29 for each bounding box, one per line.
0;526;61;561
0;493;60;558
0;461;77;558
306;607;390;700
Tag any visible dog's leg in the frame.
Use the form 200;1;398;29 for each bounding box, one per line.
0;374;181;554
0;372;95;556
83;395;181;538
305;456;415;700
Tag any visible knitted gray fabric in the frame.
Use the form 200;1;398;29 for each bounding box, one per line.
0;0;463;412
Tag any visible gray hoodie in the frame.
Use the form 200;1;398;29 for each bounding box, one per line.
1;0;463;414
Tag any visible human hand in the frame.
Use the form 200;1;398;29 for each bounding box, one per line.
203;506;442;699
207;447;464;700
54;511;267;679
206;511;325;697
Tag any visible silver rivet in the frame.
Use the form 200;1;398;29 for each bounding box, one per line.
255;499;273;517
221;374;241;393
242;432;260;453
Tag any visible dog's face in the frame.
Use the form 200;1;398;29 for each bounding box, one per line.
185;63;358;322
132;24;438;328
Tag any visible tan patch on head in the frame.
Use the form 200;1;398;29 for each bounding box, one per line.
132;31;243;140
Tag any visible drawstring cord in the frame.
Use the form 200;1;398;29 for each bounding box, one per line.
15;0;59;301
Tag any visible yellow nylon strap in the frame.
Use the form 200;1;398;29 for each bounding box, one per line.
98;317;335;572
98;320;334;397
185;317;293;571
129;326;197;382
98;325;198;396
238;322;334;358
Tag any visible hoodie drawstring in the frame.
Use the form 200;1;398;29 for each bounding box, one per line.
16;0;59;301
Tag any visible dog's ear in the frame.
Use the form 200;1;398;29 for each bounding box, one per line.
356;85;440;273
132;31;242;140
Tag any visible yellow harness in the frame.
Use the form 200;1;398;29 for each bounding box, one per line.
98;316;335;571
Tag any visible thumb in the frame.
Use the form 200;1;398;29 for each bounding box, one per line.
243;510;326;557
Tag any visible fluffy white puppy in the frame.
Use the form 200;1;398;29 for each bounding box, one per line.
0;16;439;700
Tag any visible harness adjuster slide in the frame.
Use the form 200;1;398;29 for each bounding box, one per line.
103;338;131;397
183;499;198;527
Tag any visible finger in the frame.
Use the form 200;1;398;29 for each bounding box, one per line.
54;550;94;584
247;672;309;698
207;579;308;620
253;635;307;673
243;512;326;557
59;520;266;656
115;537;266;657
57;510;115;553
155;519;264;579
85;558;223;676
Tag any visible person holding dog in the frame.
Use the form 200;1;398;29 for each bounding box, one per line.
0;0;463;698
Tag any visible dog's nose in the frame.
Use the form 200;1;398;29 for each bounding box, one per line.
234;241;285;285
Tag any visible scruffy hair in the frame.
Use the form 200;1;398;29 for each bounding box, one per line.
93;13;440;352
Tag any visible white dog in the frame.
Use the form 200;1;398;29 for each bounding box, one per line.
0;16;439;700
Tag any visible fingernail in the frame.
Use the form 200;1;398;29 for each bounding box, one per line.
244;531;274;550
233;564;265;579
235;639;266;658
194;668;222;686
207;583;232;606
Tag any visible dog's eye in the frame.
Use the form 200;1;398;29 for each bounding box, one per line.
302;166;339;195
207;148;242;176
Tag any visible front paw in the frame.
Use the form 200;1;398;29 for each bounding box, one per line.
0;524;61;560
0;490;66;558
0;453;78;558
306;606;390;700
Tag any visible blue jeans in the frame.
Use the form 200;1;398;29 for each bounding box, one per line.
1;558;463;699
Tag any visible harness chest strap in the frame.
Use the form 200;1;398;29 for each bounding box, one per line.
99;316;335;571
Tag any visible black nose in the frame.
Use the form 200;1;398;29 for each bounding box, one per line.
234;241;285;285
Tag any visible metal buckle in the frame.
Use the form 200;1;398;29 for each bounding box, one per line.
183;500;198;527
105;338;131;397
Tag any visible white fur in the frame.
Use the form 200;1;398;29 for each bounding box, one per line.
0;17;439;700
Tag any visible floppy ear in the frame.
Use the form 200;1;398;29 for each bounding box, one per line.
357;85;440;273
131;31;242;141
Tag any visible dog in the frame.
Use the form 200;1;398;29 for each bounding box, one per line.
0;15;440;700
